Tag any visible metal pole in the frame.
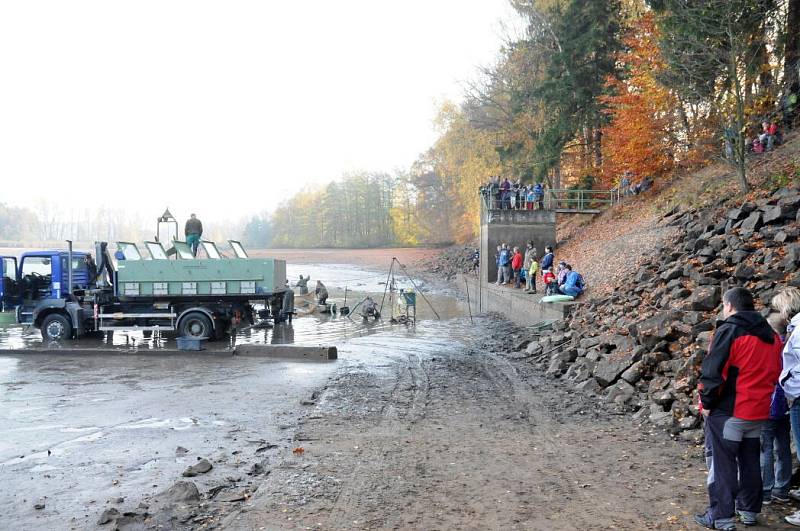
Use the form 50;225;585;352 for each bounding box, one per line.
378;259;394;317
66;240;73;297
478;218;483;313
464;277;474;325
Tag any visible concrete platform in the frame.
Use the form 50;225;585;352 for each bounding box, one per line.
233;344;338;361
0;344;338;361
457;274;577;327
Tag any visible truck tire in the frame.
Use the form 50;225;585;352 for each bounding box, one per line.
41;313;73;341
178;312;213;339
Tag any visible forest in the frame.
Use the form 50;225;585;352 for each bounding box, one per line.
267;0;800;248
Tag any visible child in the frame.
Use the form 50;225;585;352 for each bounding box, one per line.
542;269;556;295
527;257;539;294
762;313;791;505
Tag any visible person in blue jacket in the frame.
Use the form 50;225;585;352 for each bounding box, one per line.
540;246;554;272
559;265;585;298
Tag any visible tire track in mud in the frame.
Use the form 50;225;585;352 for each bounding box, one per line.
321;351;431;529
224;342;709;531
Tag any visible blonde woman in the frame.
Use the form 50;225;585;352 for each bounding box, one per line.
771;287;800;526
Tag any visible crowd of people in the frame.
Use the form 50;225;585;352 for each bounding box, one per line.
492;241;585;299
480;176;546;210
696;286;800;528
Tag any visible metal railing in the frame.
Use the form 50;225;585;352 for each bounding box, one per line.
545;189;621;211
481;188;621;213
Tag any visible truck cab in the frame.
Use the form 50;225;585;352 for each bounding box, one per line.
7;251;89;328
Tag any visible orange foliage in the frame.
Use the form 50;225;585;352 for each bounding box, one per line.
600;14;679;186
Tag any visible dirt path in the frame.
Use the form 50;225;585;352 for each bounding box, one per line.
219;330;767;530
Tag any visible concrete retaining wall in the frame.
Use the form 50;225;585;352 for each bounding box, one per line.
479;209;557;285
457;274;575;327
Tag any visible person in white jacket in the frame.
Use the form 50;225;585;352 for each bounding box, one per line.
772;287;800;526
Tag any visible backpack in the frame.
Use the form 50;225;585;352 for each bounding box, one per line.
575;274;586;290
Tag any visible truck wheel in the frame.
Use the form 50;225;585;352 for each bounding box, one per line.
179;312;213;339
41;313;73;341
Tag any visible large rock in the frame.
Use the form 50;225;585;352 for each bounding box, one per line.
575;378;600;395
98;508;121;525
182;459;213;478
546;356;569;378
620;360;645;384
525;342;543;356
565;358;595;382
727;208;747;221
690;286;721;311
649;410;675;429
653;389;676;407
605;380;636;405
579;336;601;349
631;312;682;348
661;265;683;281
762;205;787;224
160;481;201;502
731;249;751;264
740;212;762;234
733;263;755;280
593;356;634;387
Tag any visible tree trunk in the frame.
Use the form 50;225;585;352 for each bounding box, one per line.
729;28;749;193
593;128;602;171
582;126;592;171
786;0;800;89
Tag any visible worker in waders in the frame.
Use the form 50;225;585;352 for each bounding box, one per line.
315;280;328;306
282;283;295;324
184;213;203;256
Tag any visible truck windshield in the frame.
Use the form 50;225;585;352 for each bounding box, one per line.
21;256;52;276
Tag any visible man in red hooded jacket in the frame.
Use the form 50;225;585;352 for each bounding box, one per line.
695;288;782;530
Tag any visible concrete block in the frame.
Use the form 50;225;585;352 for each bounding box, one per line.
234;344;337;361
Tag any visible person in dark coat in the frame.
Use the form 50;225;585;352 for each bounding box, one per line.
84;254;98;288
185;214;203;256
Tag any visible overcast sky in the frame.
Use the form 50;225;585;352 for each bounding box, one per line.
0;1;515;225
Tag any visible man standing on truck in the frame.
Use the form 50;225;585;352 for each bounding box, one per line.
185;213;203;256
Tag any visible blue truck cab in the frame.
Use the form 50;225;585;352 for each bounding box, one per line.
1;251;90;334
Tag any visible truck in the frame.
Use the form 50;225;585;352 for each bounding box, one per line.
0;239;287;341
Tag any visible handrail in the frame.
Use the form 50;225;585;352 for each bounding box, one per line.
481;188;621;213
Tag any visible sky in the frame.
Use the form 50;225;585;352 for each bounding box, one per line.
0;1;516;225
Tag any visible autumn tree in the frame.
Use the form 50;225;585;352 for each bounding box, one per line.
654;0;775;192
600;13;680;184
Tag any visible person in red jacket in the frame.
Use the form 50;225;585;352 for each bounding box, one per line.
511;247;523;288
695;288;783;530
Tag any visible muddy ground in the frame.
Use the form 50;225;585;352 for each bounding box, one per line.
218;319;800;531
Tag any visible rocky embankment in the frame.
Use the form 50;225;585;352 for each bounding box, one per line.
415;246;476;281
513;184;800;441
